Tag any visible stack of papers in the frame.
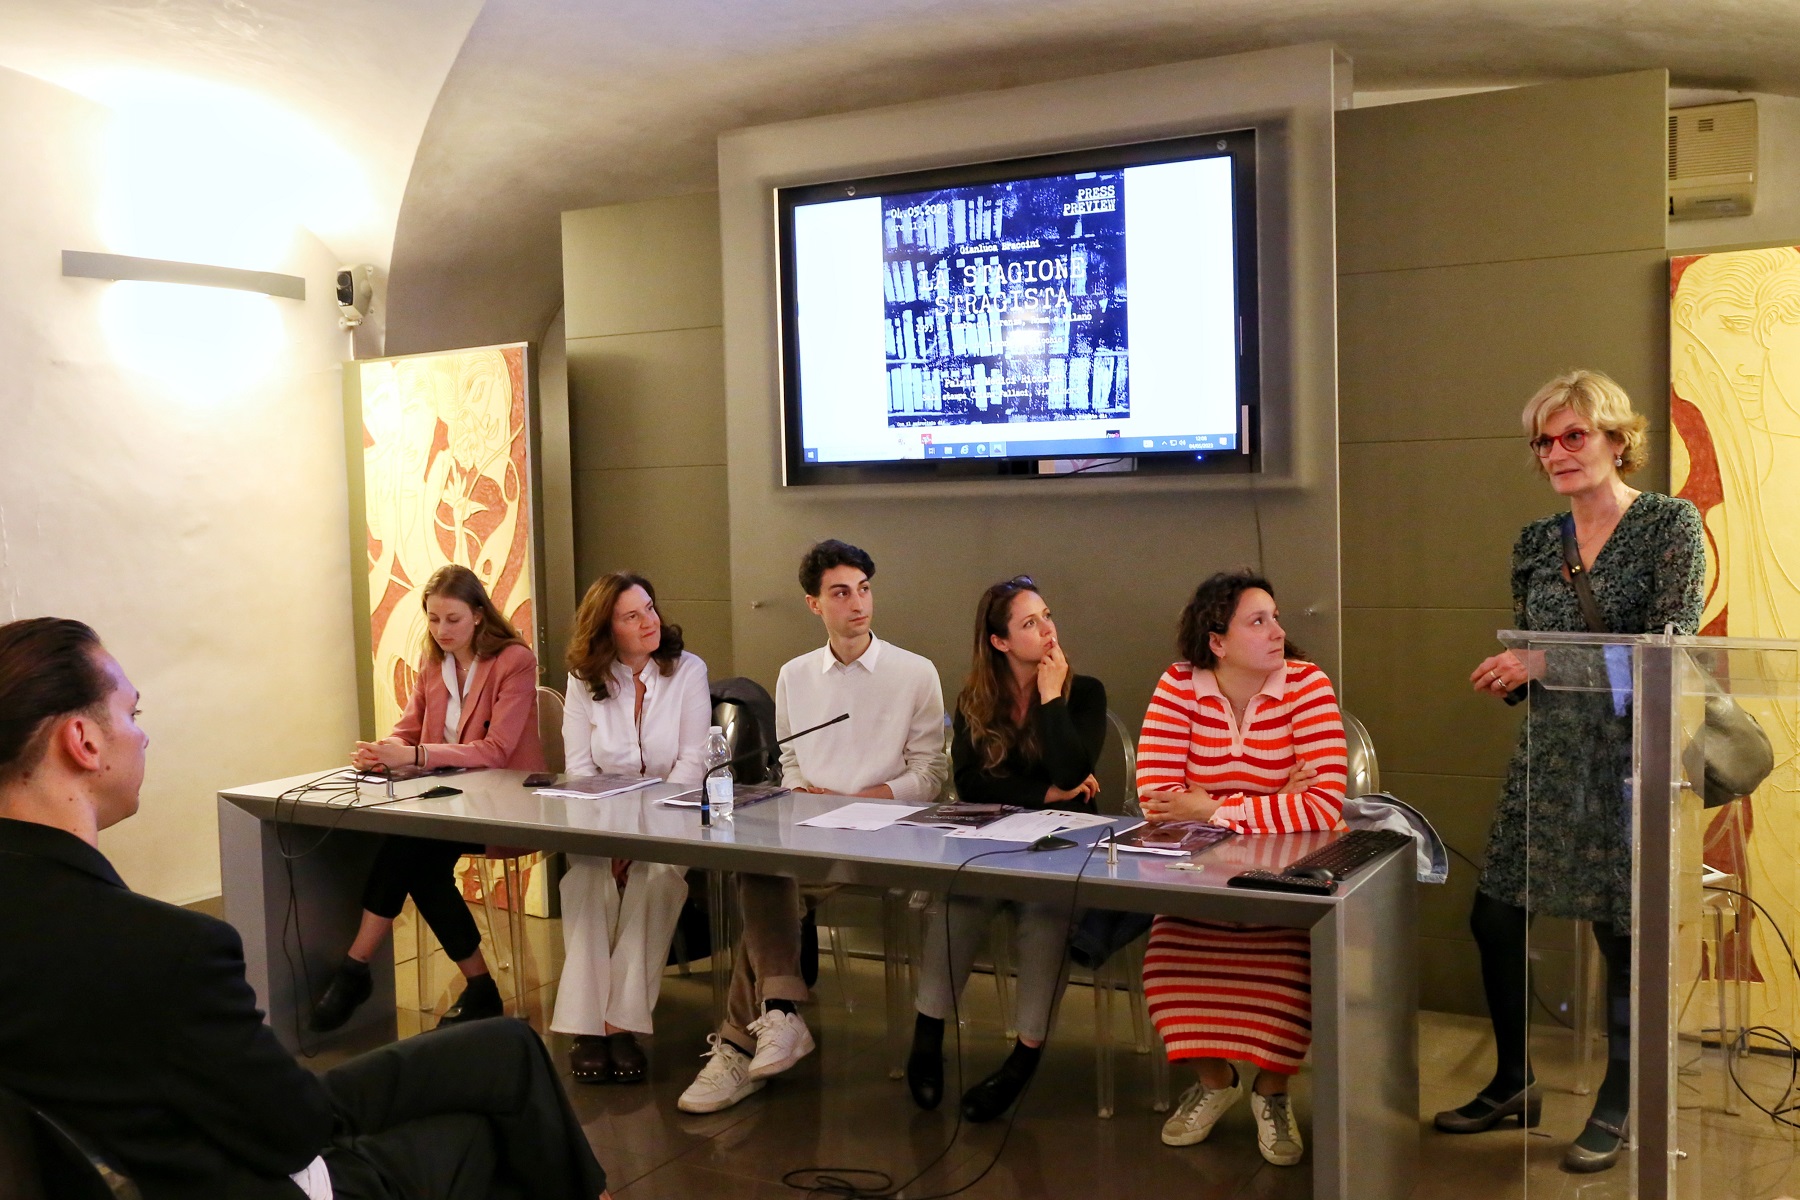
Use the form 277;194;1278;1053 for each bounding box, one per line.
945;810;1115;842
796;803;929;831
535;774;660;800
897;802;1024;830
1109;820;1236;856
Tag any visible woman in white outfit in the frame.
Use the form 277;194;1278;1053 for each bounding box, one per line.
551;571;710;1085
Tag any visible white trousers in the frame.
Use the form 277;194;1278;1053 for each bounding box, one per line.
549;856;688;1036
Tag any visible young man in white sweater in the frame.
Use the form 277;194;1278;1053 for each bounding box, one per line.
678;540;948;1113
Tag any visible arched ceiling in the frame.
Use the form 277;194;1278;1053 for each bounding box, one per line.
0;0;484;270
383;0;1800;353
4;1;1797;354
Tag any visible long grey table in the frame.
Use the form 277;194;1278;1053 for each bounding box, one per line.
219;768;1416;1200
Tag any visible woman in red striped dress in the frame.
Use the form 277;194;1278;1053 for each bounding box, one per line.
1136;571;1347;1167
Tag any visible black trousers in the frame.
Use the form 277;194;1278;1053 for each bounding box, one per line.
320;1018;606;1200
361;836;485;963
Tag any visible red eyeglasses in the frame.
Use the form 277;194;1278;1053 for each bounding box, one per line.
1529;427;1591;457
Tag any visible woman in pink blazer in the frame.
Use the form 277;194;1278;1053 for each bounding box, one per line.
310;565;546;1033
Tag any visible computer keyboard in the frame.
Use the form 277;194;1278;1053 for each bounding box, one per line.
1225;829;1415;895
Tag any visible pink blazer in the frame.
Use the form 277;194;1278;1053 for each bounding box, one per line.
390;641;546;772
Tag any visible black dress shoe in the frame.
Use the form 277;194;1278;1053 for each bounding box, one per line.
960;1061;1036;1123
1562;1116;1626;1173
309;961;373;1032
437;973;504;1027
606;1032;648;1084
1432;1086;1543;1133
906;1049;944;1110
570;1036;612;1085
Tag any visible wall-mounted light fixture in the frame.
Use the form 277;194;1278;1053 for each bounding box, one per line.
62;250;305;300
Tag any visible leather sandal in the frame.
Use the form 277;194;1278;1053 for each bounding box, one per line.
606;1031;648;1084
1432;1085;1543;1133
1562;1116;1626;1173
570;1035;612;1085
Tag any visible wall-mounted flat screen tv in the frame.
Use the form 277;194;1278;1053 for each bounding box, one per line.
777;130;1258;485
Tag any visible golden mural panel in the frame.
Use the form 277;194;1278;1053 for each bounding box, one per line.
1670;248;1800;1034
355;344;548;918
358;344;538;733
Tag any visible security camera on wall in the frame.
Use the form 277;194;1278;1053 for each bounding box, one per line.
336;264;374;329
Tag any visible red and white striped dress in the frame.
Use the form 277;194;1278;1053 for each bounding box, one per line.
1138;659;1348;1073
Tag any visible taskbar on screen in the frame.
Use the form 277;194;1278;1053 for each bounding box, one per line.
801;433;1237;464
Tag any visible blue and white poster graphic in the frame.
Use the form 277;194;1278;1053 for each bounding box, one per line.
879;171;1129;428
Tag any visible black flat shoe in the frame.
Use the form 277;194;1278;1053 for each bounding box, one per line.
309;962;373;1032
906;1049;944;1110
1432;1086;1542;1133
960;1063;1034;1123
436;974;504;1027
1562;1117;1626;1173
606;1032;648;1084
570;1036;612;1085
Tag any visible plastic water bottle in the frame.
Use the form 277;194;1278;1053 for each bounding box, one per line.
705;726;734;820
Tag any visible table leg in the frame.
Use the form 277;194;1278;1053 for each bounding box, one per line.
707;869;732;1026
1311;851;1417;1200
219;798;395;1054
884;889;910;1080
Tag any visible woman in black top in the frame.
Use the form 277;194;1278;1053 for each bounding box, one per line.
907;576;1107;1122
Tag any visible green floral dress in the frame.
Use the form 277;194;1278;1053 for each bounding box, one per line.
1476;492;1705;932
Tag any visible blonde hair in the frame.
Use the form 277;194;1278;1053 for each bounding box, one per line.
1520;369;1648;477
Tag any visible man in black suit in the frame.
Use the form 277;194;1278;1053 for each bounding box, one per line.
0;617;610;1200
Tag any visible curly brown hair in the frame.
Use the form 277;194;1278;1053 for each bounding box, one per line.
566;572;685;700
1176;571;1306;670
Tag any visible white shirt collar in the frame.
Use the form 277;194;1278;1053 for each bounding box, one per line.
609;656;662;696
820;632;882;674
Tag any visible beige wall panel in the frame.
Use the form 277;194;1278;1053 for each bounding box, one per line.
572;465;730;600
1342;607;1521;779
562;193;723;339
718;48;1347;706
721;488;1332;717
1382;771;1501;872
1338;250;1671;446
1340;439;1551;612
1417;935;1486;1018
567;328;726;470
1336;70;1667;275
1379;771;1499;939
656;598;735;680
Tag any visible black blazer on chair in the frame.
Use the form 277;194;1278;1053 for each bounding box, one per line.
0;817;333;1200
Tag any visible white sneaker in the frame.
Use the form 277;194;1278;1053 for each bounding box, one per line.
746;1008;815;1080
1251;1090;1305;1166
1161;1074;1245;1147
677;1035;764;1113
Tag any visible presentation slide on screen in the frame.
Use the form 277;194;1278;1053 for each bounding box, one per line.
791;156;1240;464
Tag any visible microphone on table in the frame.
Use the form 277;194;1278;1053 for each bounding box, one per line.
701;712;850;827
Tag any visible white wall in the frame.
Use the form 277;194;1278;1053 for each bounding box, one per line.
0;65;359;904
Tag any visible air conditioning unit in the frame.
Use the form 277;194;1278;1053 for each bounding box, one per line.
1669;100;1757;220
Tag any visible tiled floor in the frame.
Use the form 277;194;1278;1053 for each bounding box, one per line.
348;903;1800;1199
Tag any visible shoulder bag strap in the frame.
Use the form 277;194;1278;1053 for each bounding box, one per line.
1560;513;1609;634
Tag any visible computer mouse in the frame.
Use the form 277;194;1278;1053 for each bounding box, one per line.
1288;865;1336;882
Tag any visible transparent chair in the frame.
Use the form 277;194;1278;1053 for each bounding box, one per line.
408;688;561;1024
